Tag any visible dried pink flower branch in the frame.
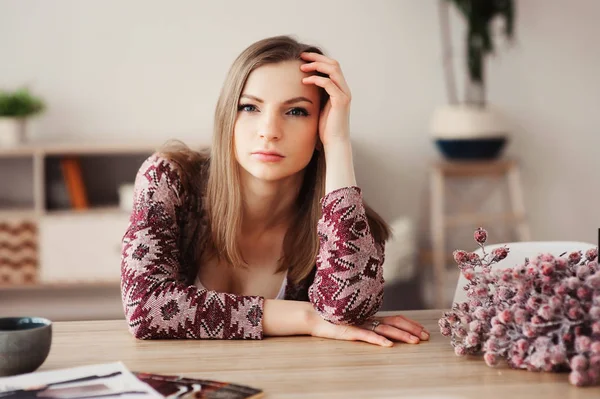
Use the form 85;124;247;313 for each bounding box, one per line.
439;227;600;387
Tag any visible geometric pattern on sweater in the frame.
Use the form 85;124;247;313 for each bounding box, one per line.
120;154;385;340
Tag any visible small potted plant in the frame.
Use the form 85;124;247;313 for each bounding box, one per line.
0;88;46;147
431;0;515;160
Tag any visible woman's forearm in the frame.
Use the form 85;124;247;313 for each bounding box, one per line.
262;299;316;336
324;140;357;194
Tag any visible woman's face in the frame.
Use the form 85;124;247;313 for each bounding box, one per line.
233;60;321;183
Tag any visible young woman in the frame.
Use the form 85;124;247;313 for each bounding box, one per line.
120;35;429;347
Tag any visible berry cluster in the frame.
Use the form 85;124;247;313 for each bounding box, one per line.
439;228;600;387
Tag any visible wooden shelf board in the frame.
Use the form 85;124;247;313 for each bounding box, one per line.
0;206;132;219
43;205;130;218
0;206;130;219
0;140;209;158
432;159;517;177
0;207;38;219
0;146;39;157
0;280;121;291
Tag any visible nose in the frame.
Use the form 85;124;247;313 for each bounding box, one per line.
258;110;282;141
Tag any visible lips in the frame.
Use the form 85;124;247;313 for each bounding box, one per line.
252;150;284;157
251;150;285;162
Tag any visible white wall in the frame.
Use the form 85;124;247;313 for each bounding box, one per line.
1;0;599;245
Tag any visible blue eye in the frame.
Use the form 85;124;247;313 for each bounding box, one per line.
288;107;309;117
238;104;257;112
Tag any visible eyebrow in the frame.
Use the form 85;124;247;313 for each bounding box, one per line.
240;94;313;105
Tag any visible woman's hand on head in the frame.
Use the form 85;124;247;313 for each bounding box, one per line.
309;312;430;347
300;52;351;148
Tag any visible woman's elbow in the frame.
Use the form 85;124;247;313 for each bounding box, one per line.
123;308;153;340
128;324;149;340
125;312;172;340
121;290;157;340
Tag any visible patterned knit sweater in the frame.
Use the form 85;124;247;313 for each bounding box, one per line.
120;154;386;340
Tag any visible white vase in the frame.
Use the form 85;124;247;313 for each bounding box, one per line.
118;183;135;212
429;104;509;160
0;117;25;147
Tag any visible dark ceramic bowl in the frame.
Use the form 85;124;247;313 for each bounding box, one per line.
0;317;52;376
435;137;508;160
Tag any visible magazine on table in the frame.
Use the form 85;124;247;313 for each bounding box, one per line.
133;372;263;399
0;362;263;399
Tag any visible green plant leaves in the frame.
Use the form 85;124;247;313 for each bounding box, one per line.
447;0;515;84
0;88;46;117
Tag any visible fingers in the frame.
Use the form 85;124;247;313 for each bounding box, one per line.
314;314;429;348
300;52;352;101
300;61;350;96
375;324;421;344
383;316;429;340
393;314;424;328
403;315;425;329
300;51;338;66
302;76;349;106
338;325;393;347
330;324;394;347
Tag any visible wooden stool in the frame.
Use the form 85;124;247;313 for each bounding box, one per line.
428;159;530;308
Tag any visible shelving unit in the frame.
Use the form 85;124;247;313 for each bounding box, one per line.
0;279;121;290
0;140;207;289
0;139;203;320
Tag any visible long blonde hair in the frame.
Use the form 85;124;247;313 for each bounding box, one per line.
161;35;390;284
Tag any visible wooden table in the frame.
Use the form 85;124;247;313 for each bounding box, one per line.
40;309;599;398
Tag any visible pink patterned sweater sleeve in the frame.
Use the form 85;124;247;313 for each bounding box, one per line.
120;155;265;340
309;186;385;325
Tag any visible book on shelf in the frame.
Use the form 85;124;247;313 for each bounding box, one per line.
60;156;89;210
0;362;264;399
